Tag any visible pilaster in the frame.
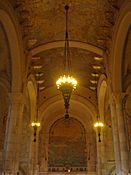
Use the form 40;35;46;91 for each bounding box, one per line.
114;92;129;175
96;130;102;175
3;93;25;175
110;94;121;175
86;133;96;173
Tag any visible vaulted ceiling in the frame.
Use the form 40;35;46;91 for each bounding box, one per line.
9;0;124;105
11;0;122;47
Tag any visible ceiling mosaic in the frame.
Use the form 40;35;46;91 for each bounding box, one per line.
11;0;123;48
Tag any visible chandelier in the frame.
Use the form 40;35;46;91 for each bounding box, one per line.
56;5;77;119
31;73;41;142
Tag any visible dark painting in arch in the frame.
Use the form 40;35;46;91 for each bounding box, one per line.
48;117;87;168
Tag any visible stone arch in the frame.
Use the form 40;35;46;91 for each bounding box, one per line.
111;1;131;92
19;75;37;175
97;75;115;174
98;74;108;121
0;1;24;92
39;97;96;130
38;85;97;172
0;3;24;171
41;100;94;129
31;40;104;56
27;75;37;122
38;99;97;172
39;86;96;124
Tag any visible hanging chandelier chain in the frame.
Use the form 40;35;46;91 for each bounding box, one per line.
64;5;71;74
56;5;77;119
36;73;40;122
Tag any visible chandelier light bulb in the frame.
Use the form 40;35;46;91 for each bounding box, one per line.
56;75;77;90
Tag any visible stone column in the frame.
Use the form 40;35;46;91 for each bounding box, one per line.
87;134;93;173
96;130;102;175
115;93;129;175
32;130;40;175
3;93;24;175
100;130;107;175
87;134;90;172
110;94;121;175
39;131;48;172
44;131;49;172
36;130;40;174
87;131;97;174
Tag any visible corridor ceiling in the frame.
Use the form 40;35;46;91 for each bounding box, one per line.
9;0;124;105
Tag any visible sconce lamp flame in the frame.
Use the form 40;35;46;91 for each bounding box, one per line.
94;121;104;128
94;120;104;142
31;121;40;142
31;122;40;127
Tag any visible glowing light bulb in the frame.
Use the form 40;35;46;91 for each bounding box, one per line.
31;122;40;127
56;75;77;90
94;121;104;128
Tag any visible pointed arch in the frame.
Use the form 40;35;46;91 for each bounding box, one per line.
111;1;131;92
